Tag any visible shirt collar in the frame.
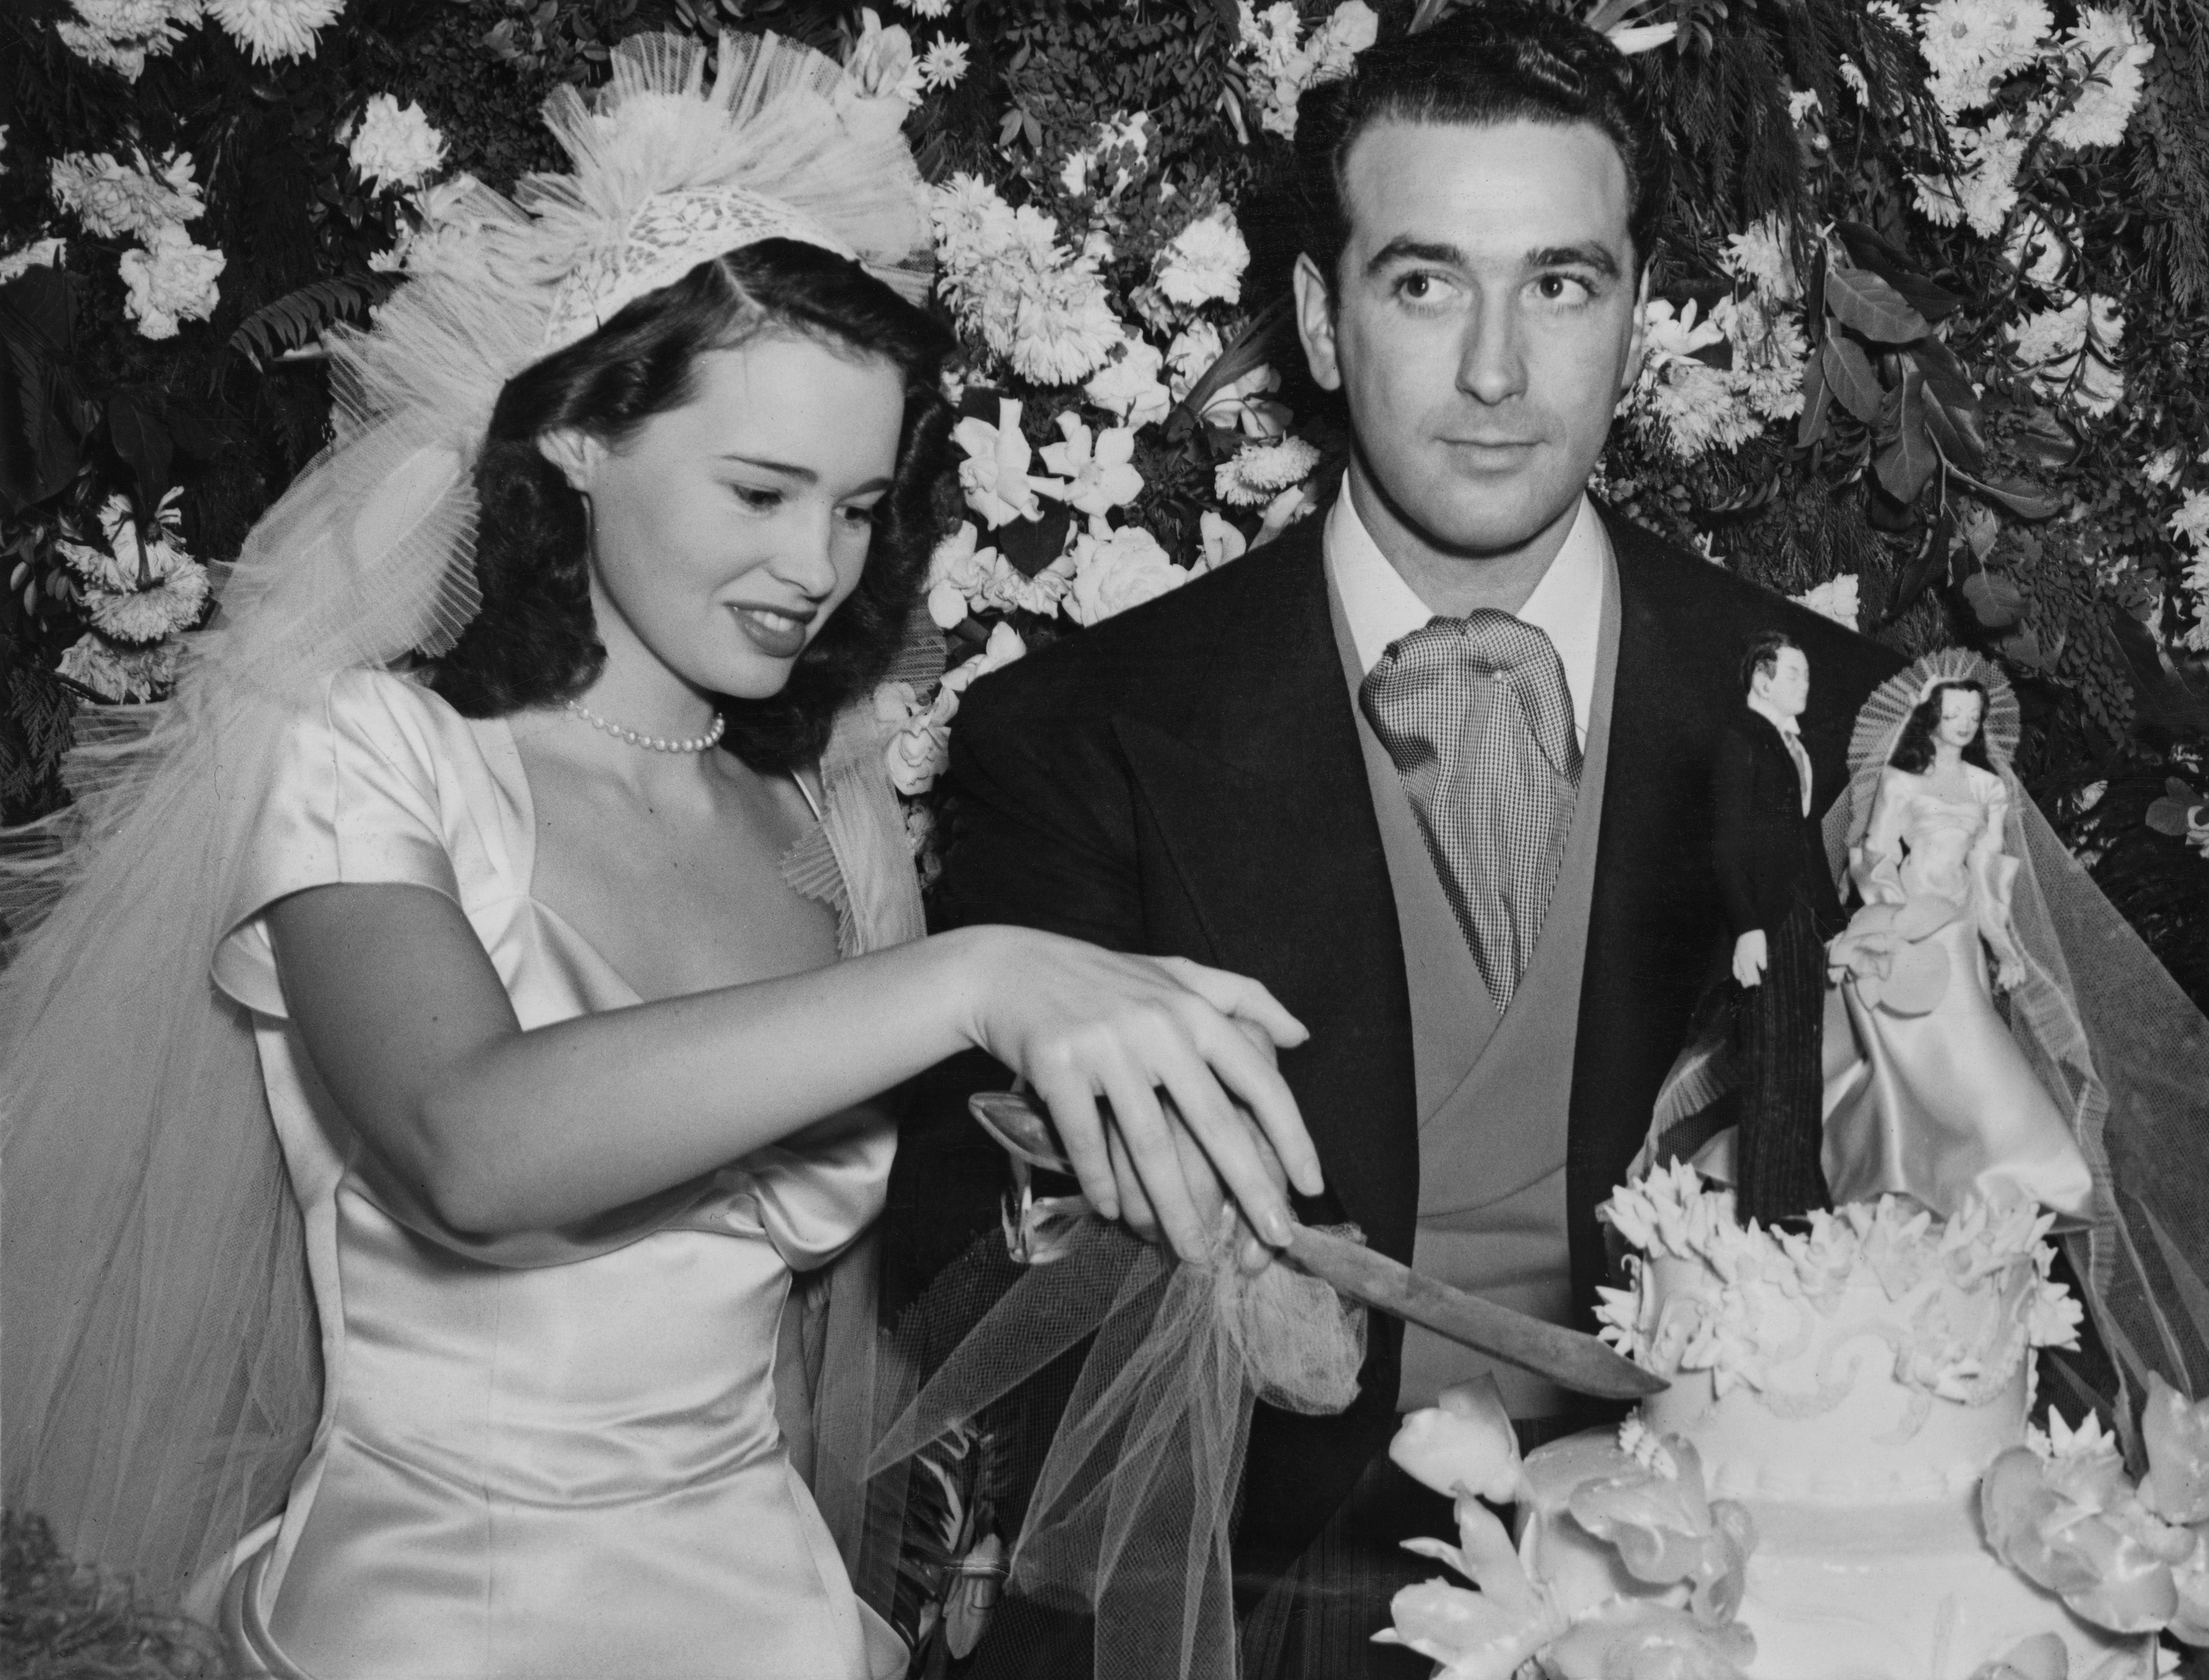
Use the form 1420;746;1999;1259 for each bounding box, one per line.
1746;694;1803;738
1324;486;1606;746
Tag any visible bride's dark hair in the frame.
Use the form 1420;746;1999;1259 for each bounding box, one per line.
1890;679;1994;774
431;239;956;773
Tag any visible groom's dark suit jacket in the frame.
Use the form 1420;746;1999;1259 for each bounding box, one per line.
884;500;1900;1657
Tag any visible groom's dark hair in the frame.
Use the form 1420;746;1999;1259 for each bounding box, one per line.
1294;1;1669;290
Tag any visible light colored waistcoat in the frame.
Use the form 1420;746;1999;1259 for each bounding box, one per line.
1326;541;1622;1418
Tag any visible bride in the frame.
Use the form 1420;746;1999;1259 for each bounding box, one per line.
0;34;1322;1680
1822;662;2095;1220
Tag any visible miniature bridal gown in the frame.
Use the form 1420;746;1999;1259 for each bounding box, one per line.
205;668;906;1680
1821;761;2095;1220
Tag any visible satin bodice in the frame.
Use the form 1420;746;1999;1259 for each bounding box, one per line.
1887;787;1987;902
212;670;904;1680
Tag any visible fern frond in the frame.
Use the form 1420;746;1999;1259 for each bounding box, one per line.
226;274;405;371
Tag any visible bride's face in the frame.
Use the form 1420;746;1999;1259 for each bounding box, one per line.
558;333;905;701
1937;687;1984;750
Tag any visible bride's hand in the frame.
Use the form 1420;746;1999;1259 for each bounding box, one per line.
956;927;1322;1264
1994;953;2025;992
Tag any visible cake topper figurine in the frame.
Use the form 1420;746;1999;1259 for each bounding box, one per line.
1712;630;1837;1225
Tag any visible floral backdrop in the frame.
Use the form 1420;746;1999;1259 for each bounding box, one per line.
3;0;2208;1004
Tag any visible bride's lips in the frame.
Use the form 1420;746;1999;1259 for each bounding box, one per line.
729;602;814;659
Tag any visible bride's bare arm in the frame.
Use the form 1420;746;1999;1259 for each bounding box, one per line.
269;882;1321;1257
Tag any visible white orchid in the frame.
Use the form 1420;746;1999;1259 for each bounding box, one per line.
1038;413;1144;518
952;399;1063;528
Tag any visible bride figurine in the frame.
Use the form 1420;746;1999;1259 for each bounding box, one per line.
1821;653;2096;1220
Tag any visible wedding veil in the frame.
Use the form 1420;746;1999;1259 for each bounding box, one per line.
0;29;932;1605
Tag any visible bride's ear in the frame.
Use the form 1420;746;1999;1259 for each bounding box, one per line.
536;428;603;494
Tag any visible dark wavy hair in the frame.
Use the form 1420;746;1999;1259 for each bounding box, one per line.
1293;1;1669;291
1739;629;1802;697
431;239;957;773
1890;679;1994;774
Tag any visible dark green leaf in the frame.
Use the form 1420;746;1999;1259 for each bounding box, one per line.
1826;265;1932;345
108;392;174;503
1920;383;1987;472
1167;298;1289;441
1797;345;1833;447
1961;569;2026;629
1956;469;2063;520
2146;794;2200;837
1875;368;1939;503
227;273;404;370
1832;222;1965;321
1822;336;1882;424
1886;507;1952;622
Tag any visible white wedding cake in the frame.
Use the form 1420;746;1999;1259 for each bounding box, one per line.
1382;1164;2196;1680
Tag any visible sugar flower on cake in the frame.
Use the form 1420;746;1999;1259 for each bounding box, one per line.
1390;1377;1527;1506
59;491;213;645
2046;8;2154;149
1152;205;1250;313
56;0;203;81
1064;517;1188;628
1083;336;1173;429
50;149;204;241
952;399;1062;528
1037;412;1144;518
118;223;226;340
1568;1420;1758;1625
206;0;345;63
347;95;447;196
1982;1381;2209;1643
1215;437;1321;508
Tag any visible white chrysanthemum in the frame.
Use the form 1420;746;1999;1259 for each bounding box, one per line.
0;238;66;283
206;0;343;64
1644;360;1763;459
50;148;203;240
894;0;951;15
56;0;203;80
1914;114;2026;235
918;36;968;90
1153;205;1249;312
1215;436;1321;507
2007;292;2124;415
1720;215;1799;301
1917;0;2052;114
348;95;446;195
1717;294;1809;423
1787;87;1822;124
2170;489;2209;552
1838;55;1871;101
117;222;225;340
1791;574;1861;630
1065;519;1188;627
2047;8;2153;148
1084;336;1173;428
57;633;182;701
1004;263;1121;387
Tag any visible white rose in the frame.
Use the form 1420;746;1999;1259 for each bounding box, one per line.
1065;519;1189;627
1388;1377;1525;1503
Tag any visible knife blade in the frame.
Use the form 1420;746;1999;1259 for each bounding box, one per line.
968;1090;1664;1402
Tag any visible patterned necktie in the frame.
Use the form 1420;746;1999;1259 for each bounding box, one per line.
1359;610;1583;1011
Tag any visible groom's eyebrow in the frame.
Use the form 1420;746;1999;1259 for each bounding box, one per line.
1364;236;1467;275
1527;242;1621;278
1363;237;1623;279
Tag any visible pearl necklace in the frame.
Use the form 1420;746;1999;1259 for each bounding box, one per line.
563;698;727;754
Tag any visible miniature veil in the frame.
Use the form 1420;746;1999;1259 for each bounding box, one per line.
1829;650;2209;1437
0;29;932;1606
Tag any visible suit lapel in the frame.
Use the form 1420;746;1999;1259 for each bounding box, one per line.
1107;520;1422;1262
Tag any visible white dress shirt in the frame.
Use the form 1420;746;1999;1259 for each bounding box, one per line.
1324;486;1607;748
1747;692;1814;817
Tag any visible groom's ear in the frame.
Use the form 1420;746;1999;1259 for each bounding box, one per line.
1292;253;1344;394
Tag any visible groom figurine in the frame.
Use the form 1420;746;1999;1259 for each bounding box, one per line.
1715;632;1841;1224
887;4;1898;1673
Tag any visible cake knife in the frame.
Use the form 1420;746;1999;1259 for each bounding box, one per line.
969;1091;1665;1402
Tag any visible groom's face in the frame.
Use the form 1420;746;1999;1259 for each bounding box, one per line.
1295;116;1647;559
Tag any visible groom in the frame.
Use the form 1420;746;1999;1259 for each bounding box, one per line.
887;4;1898;1672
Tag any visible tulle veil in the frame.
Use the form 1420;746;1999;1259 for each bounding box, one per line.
0;28;935;1608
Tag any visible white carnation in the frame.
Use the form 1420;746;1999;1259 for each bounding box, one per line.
56;0;203;80
117;222;224;340
0;238;67;283
1791;574;1861;631
1215;437;1321;507
206;0;343;63
50;148;203;239
348;95;446;196
1065;519;1189;627
57;633;182;701
1153;205;1250;312
2046;7;2153;149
